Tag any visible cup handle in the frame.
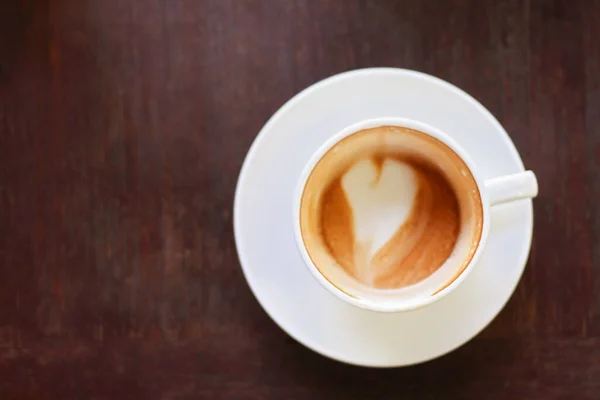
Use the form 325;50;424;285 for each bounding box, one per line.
484;171;538;206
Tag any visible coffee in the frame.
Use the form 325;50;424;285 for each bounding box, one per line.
299;126;483;299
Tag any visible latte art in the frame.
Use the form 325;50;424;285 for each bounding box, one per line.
321;157;459;288
299;125;483;297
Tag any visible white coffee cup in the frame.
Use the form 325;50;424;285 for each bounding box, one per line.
293;117;538;313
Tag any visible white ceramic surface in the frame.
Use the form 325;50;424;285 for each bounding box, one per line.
234;68;534;367
292;117;537;313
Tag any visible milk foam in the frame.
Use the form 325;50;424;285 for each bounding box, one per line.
341;158;419;284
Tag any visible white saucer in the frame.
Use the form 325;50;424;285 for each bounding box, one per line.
234;68;533;367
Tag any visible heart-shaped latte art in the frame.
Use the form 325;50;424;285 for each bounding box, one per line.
340;157;427;285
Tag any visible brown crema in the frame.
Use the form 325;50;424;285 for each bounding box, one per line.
320;156;460;288
300;126;484;292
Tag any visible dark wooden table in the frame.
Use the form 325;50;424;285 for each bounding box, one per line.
1;0;599;398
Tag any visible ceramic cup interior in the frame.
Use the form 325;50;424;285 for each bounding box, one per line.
294;118;491;312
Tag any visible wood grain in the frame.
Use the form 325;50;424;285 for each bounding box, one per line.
1;0;599;398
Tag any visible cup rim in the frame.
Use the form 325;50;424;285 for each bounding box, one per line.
292;117;491;313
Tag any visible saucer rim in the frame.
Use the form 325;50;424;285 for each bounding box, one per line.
233;67;533;367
